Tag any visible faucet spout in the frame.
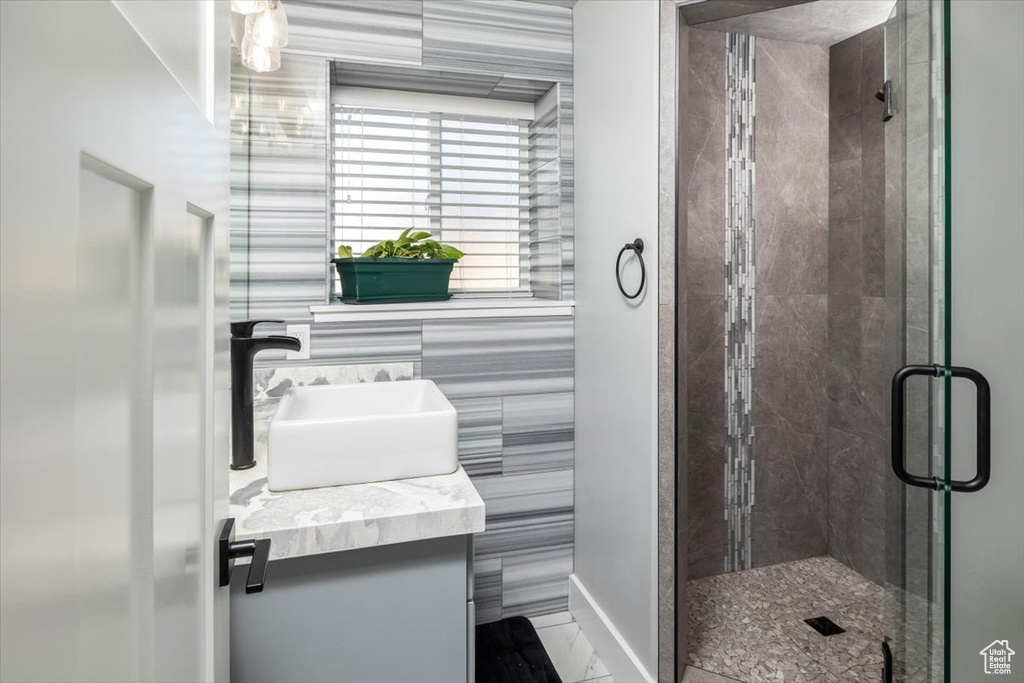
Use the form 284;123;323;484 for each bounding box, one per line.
230;321;303;471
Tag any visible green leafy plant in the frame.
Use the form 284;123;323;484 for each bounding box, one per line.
337;228;464;261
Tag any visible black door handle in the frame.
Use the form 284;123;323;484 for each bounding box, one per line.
218;518;272;594
890;364;991;493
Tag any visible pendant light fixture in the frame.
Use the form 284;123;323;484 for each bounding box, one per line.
230;0;270;15
232;1;288;73
247;1;288;48
240;34;281;73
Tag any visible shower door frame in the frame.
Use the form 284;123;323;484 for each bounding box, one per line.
658;1;956;681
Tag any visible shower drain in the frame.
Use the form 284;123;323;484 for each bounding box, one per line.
804;616;846;636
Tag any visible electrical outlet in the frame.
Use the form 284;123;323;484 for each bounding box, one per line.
286;324;310;360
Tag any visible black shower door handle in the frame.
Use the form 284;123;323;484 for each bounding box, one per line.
890;364;991;493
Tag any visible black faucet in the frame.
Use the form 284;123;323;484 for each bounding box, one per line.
230;319;302;471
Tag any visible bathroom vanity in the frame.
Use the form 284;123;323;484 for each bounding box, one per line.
228;457;485;683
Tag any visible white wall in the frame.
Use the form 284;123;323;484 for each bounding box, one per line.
573;0;661;679
949;2;1024;680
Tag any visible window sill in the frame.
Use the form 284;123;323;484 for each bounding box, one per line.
309;298;575;323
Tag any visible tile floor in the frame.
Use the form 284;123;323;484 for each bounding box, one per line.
529;612;613;683
688;556;887;682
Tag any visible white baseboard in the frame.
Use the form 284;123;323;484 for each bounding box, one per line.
568;574;655;683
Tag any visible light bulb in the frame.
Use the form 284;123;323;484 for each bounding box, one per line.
247;3;288;48
241;35;281;73
231;0;270;15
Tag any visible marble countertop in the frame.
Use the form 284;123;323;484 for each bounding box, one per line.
229;455;485;561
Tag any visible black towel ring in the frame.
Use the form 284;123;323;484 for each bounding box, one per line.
615;238;646;300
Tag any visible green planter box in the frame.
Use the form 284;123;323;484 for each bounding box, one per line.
331;257;457;304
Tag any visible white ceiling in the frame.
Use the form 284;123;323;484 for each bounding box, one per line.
686;0;897;46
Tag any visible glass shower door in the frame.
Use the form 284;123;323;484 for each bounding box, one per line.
883;1;952;681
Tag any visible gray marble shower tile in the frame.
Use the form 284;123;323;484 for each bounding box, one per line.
752;425;828;568
451;397;504;477
287;0;423;65
826;359;864;438
754;295;829;437
687;29;727;124
755;199;828;296
829;217;863;296
686;410;726;580
828;293;862;364
422;0;573;81
860;98;886;300
686;198;727;296
858;297;888;436
686;295;726;421
755;39;828;297
828;157;864;224
827;427;886;585
859;26;885;113
829;111;862;162
686;114;727;209
421;317;573;399
829;33;862;119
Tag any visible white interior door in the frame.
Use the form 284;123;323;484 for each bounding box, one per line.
0;1;231;681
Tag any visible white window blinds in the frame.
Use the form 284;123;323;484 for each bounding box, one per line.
332;103;532;295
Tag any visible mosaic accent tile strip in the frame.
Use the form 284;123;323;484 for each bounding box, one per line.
724;32;756;573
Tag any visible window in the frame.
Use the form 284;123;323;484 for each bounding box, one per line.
331;95;532;296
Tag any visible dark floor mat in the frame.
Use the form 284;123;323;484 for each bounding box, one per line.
476;616;562;683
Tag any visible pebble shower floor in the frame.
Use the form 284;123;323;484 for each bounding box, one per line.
688;557;887;682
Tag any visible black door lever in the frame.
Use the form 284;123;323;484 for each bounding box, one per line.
218;518;271;594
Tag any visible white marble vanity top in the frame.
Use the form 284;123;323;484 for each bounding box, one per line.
229;455;485;561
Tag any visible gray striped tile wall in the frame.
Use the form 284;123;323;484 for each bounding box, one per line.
232;1;575;622
231;53;329;321
232;0;575;317
422;0;573;81
249;316;574;621
529;85;562;299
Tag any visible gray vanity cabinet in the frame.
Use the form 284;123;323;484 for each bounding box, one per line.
230;534;474;683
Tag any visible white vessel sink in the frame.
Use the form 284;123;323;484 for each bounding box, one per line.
267;380;458;492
